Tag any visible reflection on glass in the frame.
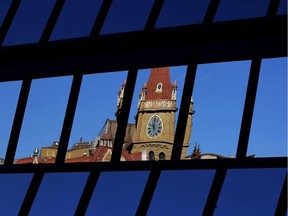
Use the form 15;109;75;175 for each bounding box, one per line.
214;0;270;22
215;168;286;215
50;0;103;40
100;0;154;34
67;72;127;163
248;57;287;157
155;0;210;28
0;0;11;28
0;81;21;161
125;66;187;161
191;61;250;158
148;170;215;215
30;172;88;215
86;171;149;215
3;0;56;46
15;76;72;163
0;173;33;215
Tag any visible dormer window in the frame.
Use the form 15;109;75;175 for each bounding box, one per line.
156;83;163;92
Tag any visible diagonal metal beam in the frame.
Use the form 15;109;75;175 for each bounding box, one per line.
56;73;83;164
89;0;112;37
171;64;197;160
275;172;287;215
18;171;44;215
236;59;261;158
39;0;65;43
0;0;22;45
4;79;31;165
203;168;227;215
111;69;138;162
74;171;101;215
203;0;220;23
144;0;164;31
136;166;161;215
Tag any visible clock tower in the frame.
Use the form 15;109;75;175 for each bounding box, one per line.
130;67;194;160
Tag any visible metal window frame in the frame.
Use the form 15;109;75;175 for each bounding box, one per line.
0;0;287;215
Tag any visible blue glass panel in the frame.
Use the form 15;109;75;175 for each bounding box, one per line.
86;171;149;215
3;0;56;46
0;173;33;215
277;0;288;15
30;172;88;215
148;170;215;215
248;57;287;157
0;81;21;160
215;168;286;215
0;0;11;29
50;0;103;40
15;76;72;161
214;0;270;22
155;0;210;28
100;0;154;34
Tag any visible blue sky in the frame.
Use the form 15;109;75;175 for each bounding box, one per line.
0;1;287;215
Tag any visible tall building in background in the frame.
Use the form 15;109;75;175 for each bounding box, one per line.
15;67;195;164
121;67;194;160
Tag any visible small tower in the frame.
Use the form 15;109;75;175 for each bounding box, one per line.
115;80;126;120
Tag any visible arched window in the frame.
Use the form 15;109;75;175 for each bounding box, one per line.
156;83;163;92
159;152;166;160
149;151;155;161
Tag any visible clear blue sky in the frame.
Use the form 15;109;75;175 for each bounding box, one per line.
0;0;287;215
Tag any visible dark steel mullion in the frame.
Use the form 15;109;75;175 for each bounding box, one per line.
111;69;138;162
0;0;22;45
4;79;31;165
203;168;227;215
39;0;65;43
144;0;164;31
74;171;101;215
275;172;287;215
18;171;44;215
236;59;261;159
89;0;113;37
55;74;83;164
171;64;197;160
136;167;161;216
203;0;220;23
266;0;281;17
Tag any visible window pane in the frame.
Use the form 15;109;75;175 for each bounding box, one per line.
30;172;88;215
190;61;250;158
67;72;127;162
86;171;149;215
0;81;21;161
50;0;103;40
15;76;72;163
3;0;56;46
100;0;154;34
155;0;210;28
248;57;287;157
126;66;187;161
277;0;288;15
148;170;216;215
214;0;270;22
215;168;286;215
0;173;33;215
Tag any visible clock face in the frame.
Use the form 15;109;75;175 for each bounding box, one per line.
147;115;163;138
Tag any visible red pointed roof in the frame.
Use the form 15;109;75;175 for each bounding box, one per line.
145;67;172;100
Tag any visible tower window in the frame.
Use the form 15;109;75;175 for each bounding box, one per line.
156;83;163;92
149;151;155;160
159;152;166;160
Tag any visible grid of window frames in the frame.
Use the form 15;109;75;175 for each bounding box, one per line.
0;0;287;215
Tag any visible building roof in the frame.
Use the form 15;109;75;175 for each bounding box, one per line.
145;67;172;100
